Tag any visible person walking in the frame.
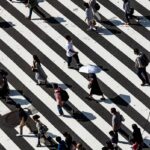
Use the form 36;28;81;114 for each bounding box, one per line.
84;2;96;31
131;124;143;150
110;108;125;142
65;35;81;68
31;55;48;85
16;104;32;136
134;48;150;86
53;83;74;116
56;136;67;150
33;115;52;147
25;0;46;20
88;73;105;100
123;0;139;25
63;131;72;150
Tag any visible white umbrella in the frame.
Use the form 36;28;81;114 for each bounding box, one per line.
79;65;101;74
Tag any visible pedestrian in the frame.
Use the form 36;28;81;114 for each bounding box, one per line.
16;104;32;136
84;2;96;31
65;35;81;68
123;0;139;25
25;0;46;20
0;69;9;102
53;83;74;116
88;73;105;100
110;108;125;142
31;55;48;85
63;131;72;150
56;136;67;150
33;114;52;147
109;130;118;149
134;48;150;86
131;124;143;150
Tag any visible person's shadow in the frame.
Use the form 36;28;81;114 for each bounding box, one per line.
0;22;15;28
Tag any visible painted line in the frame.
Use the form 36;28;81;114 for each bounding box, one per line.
0;128;21;150
0;100;11;116
0;50;104;150
1;6;150;131
108;0;150;31
0;29;133;149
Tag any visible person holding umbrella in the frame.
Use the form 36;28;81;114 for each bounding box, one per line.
79;65;105;100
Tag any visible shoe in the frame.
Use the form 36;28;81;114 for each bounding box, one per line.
68;65;71;69
37;144;41;147
16;134;23;137
25;16;31;20
141;83;146;86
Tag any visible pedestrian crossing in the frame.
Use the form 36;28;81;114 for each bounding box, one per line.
0;0;150;149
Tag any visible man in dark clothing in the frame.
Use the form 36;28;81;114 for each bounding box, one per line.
56;136;67;150
123;0;139;25
16;104;31;136
25;0;46;20
134;48;150;86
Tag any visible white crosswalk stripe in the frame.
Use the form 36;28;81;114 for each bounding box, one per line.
0;0;150;149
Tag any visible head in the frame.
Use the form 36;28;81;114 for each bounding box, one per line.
63;131;69;137
110;107;117;114
65;35;72;42
33;55;40;63
56;136;62;143
109;130;115;137
83;2;89;8
132;124;138;130
33;115;40;121
134;48;140;55
16;104;21;109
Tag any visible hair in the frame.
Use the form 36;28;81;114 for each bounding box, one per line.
134;48;139;54
33;114;40;120
53;83;58;89
65;35;71;41
33;55;40;63
132;124;138;130
63;131;69;137
56;136;61;143
83;2;89;8
109;130;115;136
16;104;21;108
111;107;117;114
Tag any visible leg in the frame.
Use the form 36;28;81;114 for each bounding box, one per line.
125;13;130;24
37;133;41;147
137;68;146;85
28;7;33;19
73;53;80;65
67;57;72;67
34;6;46;18
142;68;149;84
57;105;64;115
19;118;25;135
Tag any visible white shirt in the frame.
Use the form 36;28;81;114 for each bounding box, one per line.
66;41;75;57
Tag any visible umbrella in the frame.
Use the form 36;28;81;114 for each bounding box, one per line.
79;65;101;74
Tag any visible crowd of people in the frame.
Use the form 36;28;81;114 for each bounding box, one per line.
1;0;150;149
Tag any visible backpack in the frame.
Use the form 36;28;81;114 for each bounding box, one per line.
140;53;150;67
61;89;69;102
94;3;100;11
40;124;48;134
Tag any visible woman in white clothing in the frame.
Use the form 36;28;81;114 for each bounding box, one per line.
84;2;96;31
